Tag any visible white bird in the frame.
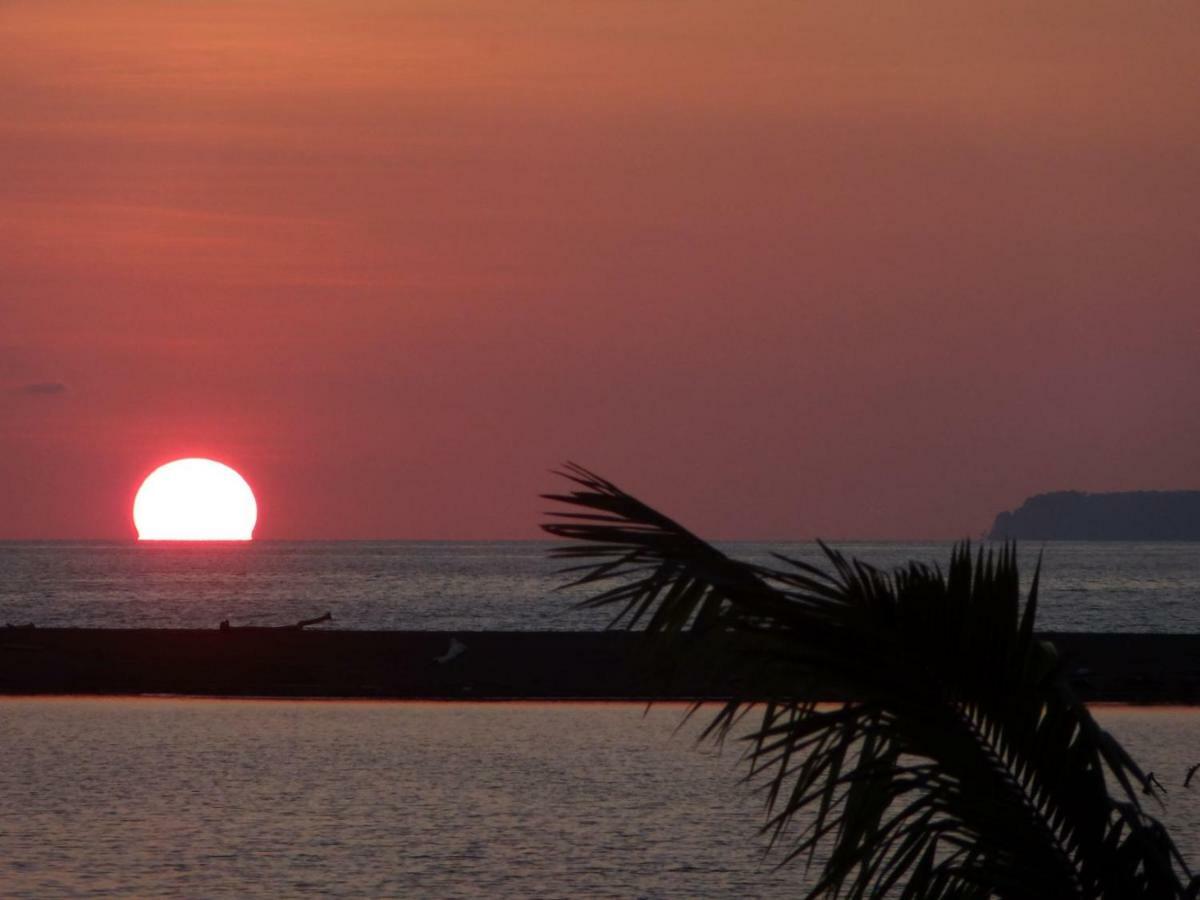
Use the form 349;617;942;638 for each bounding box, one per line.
434;637;467;664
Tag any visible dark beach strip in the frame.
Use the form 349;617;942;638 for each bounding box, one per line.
0;629;1195;703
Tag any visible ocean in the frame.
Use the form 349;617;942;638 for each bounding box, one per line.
2;540;1198;631
1;700;790;897
4;541;1200;896
2;699;1200;897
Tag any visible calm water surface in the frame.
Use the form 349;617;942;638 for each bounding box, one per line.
2;699;1199;898
1;541;1198;631
4;542;1197;894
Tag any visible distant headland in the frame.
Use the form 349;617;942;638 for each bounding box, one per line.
990;491;1200;541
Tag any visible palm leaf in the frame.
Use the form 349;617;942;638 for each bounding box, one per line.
543;464;1198;898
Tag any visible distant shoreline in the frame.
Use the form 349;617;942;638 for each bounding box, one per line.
1;629;1196;704
991;490;1200;540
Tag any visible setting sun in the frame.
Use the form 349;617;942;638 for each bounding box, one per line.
133;458;257;541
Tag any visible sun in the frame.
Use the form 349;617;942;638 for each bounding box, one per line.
133;458;257;541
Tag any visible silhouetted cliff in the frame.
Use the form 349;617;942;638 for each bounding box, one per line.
990;491;1200;540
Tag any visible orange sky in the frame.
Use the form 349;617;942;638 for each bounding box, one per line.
2;2;1198;539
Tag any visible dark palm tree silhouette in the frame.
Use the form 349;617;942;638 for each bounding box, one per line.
543;464;1197;898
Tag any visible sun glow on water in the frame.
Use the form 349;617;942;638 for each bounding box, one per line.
133;458;257;541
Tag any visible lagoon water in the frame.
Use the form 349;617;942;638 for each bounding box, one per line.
2;699;1200;897
1;540;1198;631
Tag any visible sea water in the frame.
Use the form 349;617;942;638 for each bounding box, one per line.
4;543;1200;896
1;541;1198;631
1;699;1199;897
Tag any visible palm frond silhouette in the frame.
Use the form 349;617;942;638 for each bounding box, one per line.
544;464;1196;898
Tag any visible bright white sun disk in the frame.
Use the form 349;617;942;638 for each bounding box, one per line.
133;458;257;541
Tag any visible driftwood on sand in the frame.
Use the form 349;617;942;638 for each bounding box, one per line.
218;612;333;632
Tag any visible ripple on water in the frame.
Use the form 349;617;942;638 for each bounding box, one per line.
3;699;1200;897
2;541;1199;631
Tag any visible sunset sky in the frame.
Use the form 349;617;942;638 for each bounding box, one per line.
2;2;1197;540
